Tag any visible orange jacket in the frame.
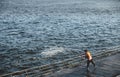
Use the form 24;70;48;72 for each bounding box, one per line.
85;51;92;60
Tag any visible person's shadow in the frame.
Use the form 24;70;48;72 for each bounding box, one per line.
86;68;96;77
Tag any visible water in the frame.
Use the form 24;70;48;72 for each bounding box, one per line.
0;0;120;74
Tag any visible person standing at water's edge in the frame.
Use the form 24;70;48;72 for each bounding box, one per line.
84;50;95;70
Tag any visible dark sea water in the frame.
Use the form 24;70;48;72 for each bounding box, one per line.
0;0;120;74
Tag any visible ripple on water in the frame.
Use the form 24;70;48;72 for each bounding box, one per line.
0;0;120;75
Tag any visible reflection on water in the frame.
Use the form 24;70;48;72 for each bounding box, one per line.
86;68;96;77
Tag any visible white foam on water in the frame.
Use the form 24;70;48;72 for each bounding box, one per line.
116;75;120;77
41;46;65;57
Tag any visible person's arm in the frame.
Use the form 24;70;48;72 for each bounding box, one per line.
79;53;86;59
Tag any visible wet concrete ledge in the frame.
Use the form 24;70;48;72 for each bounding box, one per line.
0;47;120;77
48;53;120;77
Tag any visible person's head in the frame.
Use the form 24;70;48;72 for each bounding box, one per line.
84;50;88;52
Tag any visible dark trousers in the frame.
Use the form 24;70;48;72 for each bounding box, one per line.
87;59;95;68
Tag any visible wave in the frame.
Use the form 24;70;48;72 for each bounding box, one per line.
41;46;65;57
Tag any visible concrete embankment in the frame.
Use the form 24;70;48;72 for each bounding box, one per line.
0;48;120;77
48;53;120;77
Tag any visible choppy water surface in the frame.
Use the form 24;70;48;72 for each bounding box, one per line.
0;0;120;74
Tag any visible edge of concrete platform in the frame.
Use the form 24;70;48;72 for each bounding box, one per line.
0;47;120;77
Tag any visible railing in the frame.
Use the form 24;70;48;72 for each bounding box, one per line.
0;47;120;77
